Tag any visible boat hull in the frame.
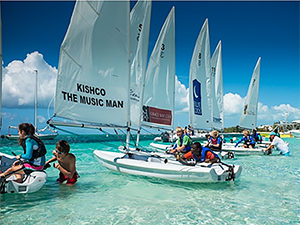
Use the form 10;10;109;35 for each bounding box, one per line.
93;150;241;183
0;153;47;194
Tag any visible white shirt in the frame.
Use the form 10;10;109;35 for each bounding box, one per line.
271;136;289;154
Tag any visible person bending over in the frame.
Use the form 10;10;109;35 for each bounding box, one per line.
45;140;78;185
180;142;220;164
263;132;290;156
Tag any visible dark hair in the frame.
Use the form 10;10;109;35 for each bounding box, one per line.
191;142;202;156
18;123;35;146
56;140;70;154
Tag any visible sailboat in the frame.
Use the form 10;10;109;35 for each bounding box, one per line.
211;41;223;131
48;0;241;183
221;58;267;155
5;70;58;140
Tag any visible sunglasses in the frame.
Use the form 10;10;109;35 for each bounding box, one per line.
55;149;63;154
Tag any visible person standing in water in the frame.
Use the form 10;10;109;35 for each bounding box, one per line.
45;140;78;185
264;132;290;156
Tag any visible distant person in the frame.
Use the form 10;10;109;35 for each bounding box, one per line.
44;140;78;185
204;130;222;151
180;142;220;164
188;125;195;136
251;129;262;144
235;130;255;148
169;127;192;154
264;132;290;156
0;123;46;181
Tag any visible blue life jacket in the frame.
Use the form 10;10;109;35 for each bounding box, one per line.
193;147;219;162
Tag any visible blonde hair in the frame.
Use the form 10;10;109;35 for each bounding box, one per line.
243;130;250;136
210;130;219;137
175;126;183;133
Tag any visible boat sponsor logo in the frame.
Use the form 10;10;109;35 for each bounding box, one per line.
198;52;201;66
193;79;202;115
130;88;140;102
211;66;216;77
252;78;256;87
142;106;172;125
243;104;248;115
137;24;143;41
60;82;124;109
160;44;165;58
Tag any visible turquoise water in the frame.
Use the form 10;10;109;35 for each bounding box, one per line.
0;135;299;224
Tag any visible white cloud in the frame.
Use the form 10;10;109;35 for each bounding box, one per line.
2;51;57;108
223;93;244;115
223;92;300;125
174;75;189;113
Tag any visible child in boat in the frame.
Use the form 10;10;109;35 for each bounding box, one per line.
180;142;220;164
251;129;262;144
0;123;46;181
235;130;255;148
204;130;222;151
169;126;192;154
44;140;78;185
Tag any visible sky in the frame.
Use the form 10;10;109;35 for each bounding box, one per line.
1;0;300;134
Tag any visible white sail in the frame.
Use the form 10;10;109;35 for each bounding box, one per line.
129;0;151;127
54;0;130;127
141;7;175;129
239;57;261;129
189;18;211;131
211;41;223;130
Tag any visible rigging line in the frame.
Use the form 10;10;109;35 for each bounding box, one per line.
114;129;126;148
140;127;159;135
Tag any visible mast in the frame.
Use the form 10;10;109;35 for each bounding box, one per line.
34;70;38;131
0;3;2;133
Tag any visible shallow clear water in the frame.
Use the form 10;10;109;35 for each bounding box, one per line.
0;135;299;224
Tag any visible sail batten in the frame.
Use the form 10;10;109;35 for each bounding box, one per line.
141;7;175;130
54;0;130;128
189;18;211;131
239;57;261;129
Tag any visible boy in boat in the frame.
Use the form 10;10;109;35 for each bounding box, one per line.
263;132;290;156
0;123;46;182
44;140;78;185
235;130;255;148
169;127;193;155
204;130;222;151
251;129;262;144
179;142;220;164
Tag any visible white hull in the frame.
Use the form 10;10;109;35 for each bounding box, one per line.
93;150;241;183
150;142;173;150
221;145;265;156
290;130;300;138
0;153;47;194
222;142;269;148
